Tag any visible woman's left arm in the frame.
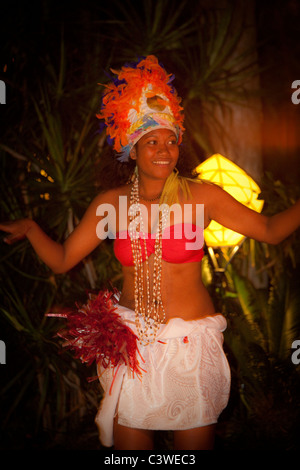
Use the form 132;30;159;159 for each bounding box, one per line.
204;183;300;245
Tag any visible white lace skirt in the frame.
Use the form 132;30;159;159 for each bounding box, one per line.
95;306;231;447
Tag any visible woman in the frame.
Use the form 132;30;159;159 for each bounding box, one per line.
1;56;300;450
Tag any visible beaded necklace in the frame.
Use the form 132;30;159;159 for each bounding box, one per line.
129;172;169;344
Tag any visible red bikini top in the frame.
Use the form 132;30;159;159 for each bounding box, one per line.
114;223;204;267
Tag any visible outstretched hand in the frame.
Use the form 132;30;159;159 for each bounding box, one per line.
0;219;33;244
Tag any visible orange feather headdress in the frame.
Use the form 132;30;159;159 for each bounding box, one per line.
97;55;185;162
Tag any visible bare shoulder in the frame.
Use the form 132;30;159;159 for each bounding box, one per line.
186;179;233;227
90;184;130;207
187;179;222;202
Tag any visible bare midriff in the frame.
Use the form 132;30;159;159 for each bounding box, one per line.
118;256;216;322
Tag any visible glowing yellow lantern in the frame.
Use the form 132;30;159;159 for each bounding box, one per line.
196;154;264;247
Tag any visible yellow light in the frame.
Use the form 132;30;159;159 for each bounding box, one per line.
40;169;54;183
40;193;50;200
196;154;264;247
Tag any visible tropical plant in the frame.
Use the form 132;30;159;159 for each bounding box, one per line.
0;0;298;450
0;37;121;448
204;174;300;450
220;263;300;450
97;0;198;62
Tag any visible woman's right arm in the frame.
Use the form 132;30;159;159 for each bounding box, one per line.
0;191;115;274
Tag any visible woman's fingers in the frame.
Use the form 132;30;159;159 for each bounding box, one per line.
0;221;29;243
3;233;26;244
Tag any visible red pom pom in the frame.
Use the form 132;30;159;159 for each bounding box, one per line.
47;290;145;383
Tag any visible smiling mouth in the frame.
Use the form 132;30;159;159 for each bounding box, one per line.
152;160;171;165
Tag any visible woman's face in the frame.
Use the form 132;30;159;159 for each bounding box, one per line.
130;128;179;181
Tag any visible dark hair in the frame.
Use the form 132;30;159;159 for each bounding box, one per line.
96;138;199;191
95;145;135;191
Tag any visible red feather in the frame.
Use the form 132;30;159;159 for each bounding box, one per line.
47;290;145;387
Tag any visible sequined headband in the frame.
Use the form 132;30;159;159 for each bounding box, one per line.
97;55;185;162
